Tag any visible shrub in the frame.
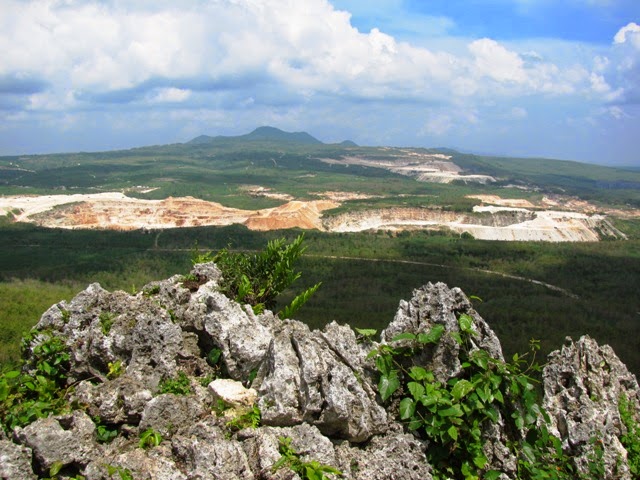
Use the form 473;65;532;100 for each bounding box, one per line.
210;234;320;317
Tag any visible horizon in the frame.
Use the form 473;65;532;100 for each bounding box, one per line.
0;1;639;167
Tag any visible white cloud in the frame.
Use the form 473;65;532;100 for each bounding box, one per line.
614;22;640;48
149;88;191;103
469;38;526;83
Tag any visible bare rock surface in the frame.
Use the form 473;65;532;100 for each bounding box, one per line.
543;335;640;479
2;265;639;479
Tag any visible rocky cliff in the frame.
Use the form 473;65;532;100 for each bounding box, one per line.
1;263;638;479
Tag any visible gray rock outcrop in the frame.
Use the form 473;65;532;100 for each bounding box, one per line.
1;265;638;479
543;335;640;479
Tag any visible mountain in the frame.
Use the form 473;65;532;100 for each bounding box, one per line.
187;126;323;146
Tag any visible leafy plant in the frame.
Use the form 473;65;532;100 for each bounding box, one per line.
212;234;320;316
105;464;134;480
619;393;640;476
272;436;342;480
99;311;115;335
139;428;162;449
0;332;71;432
107;360;124;380
225;404;261;432
95;417;118;443
158;371;192;395
142;284;160;297
354;327;377;343
370;315;574;479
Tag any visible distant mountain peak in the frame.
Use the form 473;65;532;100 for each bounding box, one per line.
244;126;322;144
187;126;323;146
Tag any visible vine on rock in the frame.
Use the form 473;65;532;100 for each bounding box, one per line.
369;313;576;480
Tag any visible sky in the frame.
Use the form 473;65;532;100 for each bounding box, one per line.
0;0;639;166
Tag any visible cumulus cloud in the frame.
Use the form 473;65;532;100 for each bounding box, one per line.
0;0;637;164
614;22;640;48
0;0;601;113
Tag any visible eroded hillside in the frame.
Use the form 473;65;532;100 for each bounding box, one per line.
0;189;627;242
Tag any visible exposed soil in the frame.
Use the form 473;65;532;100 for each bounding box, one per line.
319;151;495;184
0;191;629;242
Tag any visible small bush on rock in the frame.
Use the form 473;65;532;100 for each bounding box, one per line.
210;234;321;317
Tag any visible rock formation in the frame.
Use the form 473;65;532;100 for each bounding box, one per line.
1;263;638;479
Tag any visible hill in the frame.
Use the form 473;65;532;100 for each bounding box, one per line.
186;126;323;146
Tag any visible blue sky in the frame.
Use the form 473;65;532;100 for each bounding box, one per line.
0;0;639;166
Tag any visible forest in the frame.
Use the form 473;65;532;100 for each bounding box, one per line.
1;220;638;376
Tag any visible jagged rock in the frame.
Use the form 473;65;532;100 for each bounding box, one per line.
13;411;100;475
139;393;207;439
256;320;388;442
240;423;338;479
334;426;433;480
382;282;517;476
73;376;153;425
382;282;503;382
543;335;640;479
4;265;640;480
0;439;36;479
171;419;254;479
84;444;187;480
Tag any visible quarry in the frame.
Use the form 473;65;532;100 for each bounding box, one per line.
0;190;626;242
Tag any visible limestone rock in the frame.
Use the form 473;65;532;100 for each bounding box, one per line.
13;411;100;475
334;426;433;480
382;282;503;382
171;419;254;480
543;335;640;478
4;264;640;480
139;393;207;439
256;320;388;442
0;439;36;479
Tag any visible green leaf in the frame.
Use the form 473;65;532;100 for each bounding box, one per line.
4;370;20;379
408;366;432;382
354;327;377;337
391;332;416;342
407;381;425;401
375;355;393;377
399;398;416;420
473;453;488;469
50;460;64;476
417;325;445;345
458;314;474;333
378;371;400;402
451;379;474;401
447;425;458;441
438;405;463;417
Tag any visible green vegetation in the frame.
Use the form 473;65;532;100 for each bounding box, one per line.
0;332;71;433
158;371;192;396
225;404;262;433
619;394;640;477
139;428;163;449
0;222;639;375
212;234;321;317
272;436;342;480
371;316;576;479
